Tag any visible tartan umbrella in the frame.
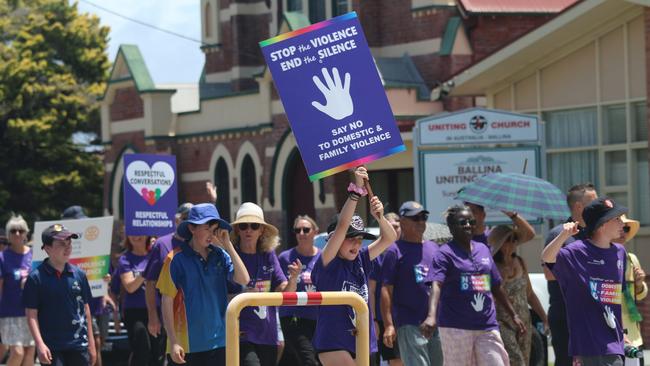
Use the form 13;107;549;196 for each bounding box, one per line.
456;173;569;220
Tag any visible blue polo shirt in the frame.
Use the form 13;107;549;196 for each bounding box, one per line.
23;259;92;351
157;242;233;353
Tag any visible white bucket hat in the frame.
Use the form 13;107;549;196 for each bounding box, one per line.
231;202;279;238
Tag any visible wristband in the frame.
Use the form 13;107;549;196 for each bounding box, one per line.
348;192;360;201
347;182;368;196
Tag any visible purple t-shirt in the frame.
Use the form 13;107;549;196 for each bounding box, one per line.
369;254;384;322
144;233;182;281
550;240;626;357
229;250;286;345
472;228;490;246
277;247;319;320
382;240;439;327
430;240;501;331
117;251;149;309
312;248;378;354
0;248;32;317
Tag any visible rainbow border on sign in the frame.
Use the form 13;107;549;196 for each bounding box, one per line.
259;12;358;47
308;145;406;181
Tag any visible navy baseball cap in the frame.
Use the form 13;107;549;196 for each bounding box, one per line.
62;205;88;219
42;224;79;246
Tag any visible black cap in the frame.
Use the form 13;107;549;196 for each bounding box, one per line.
582;197;628;236
41;224;79;246
326;214;377;240
62;205;87;219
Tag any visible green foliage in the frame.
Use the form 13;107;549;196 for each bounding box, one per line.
0;0;110;225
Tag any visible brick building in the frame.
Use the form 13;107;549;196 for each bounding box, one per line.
101;0;572;245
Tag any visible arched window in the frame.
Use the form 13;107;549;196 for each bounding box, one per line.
215;158;231;221
241;155;257;204
204;2;212;38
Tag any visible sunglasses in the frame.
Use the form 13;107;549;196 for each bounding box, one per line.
237;223;261;231
623;225;630;233
294;227;312;234
455;218;477;227
406;214;429;222
9;229;25;235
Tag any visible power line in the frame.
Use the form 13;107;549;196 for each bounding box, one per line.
78;0;204;45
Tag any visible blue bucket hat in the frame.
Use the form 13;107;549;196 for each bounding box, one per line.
177;203;232;239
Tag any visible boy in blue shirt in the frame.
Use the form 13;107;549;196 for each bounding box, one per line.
23;224;96;366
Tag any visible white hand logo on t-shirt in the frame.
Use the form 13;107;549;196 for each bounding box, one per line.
603;306;616;329
349;309;357;327
311;67;353;120
304;284;316;292
254;306;268;320
471;293;485;312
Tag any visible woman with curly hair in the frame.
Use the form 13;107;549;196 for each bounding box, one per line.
229;202;300;366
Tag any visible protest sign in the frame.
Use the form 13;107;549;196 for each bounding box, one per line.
260;12;405;181
33;217;113;297
123;154;178;236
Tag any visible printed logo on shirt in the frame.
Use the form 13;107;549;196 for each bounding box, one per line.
261;265;275;274
480;257;491;266
301;271;313;285
617;260;622;270
460;273;491;292
248;279;271;293
341;280;369;302
413;264;429;283
589;278;622;305
587;259;605;266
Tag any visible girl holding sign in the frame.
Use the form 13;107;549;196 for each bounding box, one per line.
229;202;301;366
118;235;165;366
311;167;397;366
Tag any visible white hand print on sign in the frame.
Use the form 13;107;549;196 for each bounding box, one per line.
311;67;353;120
471;293;485;312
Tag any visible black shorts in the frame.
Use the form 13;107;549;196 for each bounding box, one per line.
377;320;400;360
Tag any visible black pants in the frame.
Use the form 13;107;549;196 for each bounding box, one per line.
241;342;277;366
167;347;225;366
124;307;165;366
279;316;320;366
51;349;89;366
548;302;571;366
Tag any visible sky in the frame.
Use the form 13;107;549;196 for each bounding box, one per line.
75;0;204;84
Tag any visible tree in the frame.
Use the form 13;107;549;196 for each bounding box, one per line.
0;0;110;224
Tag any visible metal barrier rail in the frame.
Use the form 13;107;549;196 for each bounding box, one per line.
226;291;369;366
